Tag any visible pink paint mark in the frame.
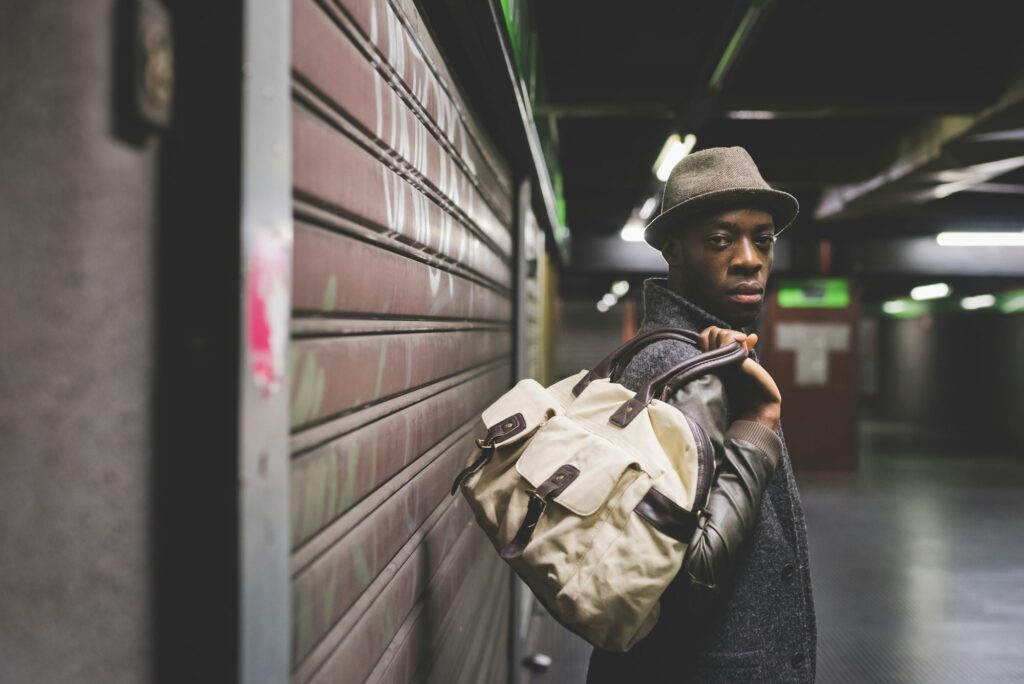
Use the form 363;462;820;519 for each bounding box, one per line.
246;232;289;396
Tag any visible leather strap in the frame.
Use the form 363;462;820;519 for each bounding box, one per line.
572;327;699;397
609;342;748;427
657;343;749;401
500;465;580;559
450;413;527;496
634;487;699;543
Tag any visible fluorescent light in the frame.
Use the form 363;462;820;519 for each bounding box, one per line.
910;283;951;301
961;294;996;310
882;300;909;314
602;293;618;307
936;231;1024;247
620;218;646;242
724;110;777;120
610;280;630;297
933;181;971;199
596;300;610;313
653;133;697;182
638;197;659;220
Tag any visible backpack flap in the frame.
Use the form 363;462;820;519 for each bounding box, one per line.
451;377;566;496
515;415;637;517
481;377;567;449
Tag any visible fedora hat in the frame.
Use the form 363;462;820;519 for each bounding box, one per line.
644;146;799;248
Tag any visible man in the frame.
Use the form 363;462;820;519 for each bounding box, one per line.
587;147;816;682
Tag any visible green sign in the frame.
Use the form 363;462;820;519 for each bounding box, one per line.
777;279;850;309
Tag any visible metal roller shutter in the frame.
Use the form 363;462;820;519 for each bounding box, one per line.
288;0;515;681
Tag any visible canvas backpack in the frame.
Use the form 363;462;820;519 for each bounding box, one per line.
450;327;748;652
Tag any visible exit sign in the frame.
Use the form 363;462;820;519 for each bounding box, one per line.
777;279;850;309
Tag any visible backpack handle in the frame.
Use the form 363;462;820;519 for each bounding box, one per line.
571;327;698;397
657;345;749;402
608;342;748;427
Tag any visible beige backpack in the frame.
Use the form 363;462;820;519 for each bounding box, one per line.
451;328;748;652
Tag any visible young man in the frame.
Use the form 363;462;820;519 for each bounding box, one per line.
587;147;816;682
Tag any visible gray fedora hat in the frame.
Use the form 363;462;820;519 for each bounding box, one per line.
644;146;799;248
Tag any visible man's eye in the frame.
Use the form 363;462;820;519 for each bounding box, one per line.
708;235;731;248
756;235;777;248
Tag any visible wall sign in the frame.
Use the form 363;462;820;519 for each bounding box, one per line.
775;322;851;386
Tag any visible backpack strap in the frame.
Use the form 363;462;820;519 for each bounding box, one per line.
449;413;527;495
608;342;748;427
571;327;699;397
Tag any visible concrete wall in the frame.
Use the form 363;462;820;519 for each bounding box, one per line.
0;2;159;681
872;312;1024;452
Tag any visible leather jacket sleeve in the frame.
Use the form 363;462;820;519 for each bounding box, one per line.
666;374;783;609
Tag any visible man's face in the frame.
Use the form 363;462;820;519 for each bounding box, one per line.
663;207;776;328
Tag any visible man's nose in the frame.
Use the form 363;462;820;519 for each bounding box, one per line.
730;238;762;272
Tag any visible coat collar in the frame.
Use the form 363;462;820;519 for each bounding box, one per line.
638;278;732;334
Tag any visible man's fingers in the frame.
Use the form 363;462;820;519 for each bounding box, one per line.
701;326;755;351
718;328;745;350
699;327;714;352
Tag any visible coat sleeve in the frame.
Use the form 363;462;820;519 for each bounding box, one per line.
666;375;783;609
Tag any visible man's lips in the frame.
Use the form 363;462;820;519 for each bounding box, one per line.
726;282;764;304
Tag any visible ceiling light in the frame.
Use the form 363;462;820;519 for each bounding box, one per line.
596;300;610;313
611;280;630;297
653;133;697;182
638;197;659;220
724;110;777;120
602;293;618;307
936;231;1024;247
620;218;646;242
910;283;951;301
933;181;972;199
882;300;909;315
961;294;996;310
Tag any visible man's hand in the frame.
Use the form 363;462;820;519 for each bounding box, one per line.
699;326;782;431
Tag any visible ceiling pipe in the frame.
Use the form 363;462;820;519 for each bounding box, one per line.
707;0;777;93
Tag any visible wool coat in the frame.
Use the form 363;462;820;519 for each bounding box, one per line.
587;279;817;683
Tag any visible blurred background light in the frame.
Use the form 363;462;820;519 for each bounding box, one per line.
653;133;697;182
961;294;996;310
638;197;659;220
619;218;646;242
910;283;951;300
936;231;1024;246
882;299;910;314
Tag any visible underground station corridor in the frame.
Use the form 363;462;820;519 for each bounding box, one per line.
3;1;1024;683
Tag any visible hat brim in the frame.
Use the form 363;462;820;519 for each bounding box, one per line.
644;187;799;249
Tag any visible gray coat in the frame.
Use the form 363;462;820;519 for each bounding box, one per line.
588;279;816;683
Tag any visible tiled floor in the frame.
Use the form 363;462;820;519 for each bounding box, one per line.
524;421;1024;683
804;421;1024;683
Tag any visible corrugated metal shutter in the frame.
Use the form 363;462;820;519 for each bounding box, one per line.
288;0;515;681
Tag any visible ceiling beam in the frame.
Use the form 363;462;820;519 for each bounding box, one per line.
815;70;1024;221
722;104;976;120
